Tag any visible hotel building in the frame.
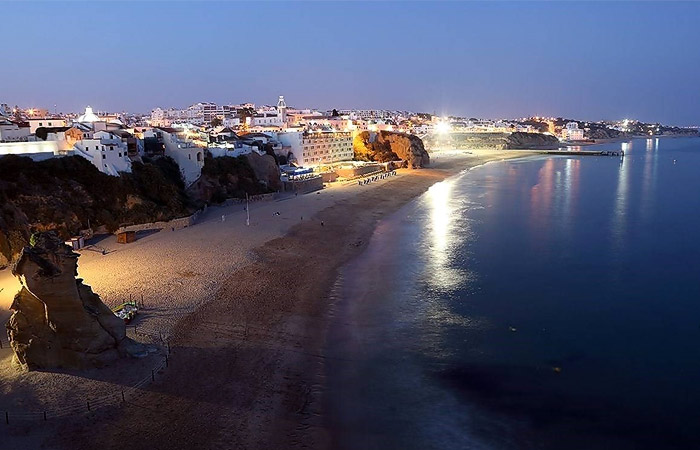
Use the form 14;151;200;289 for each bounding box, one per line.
277;130;353;167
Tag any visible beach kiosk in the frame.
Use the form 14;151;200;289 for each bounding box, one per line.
64;236;85;250
116;230;136;244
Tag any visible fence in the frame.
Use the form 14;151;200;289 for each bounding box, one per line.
0;276;315;425
0;308;171;424
221;192;278;205
115;209;203;235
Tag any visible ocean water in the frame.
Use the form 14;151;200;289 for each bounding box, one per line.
326;137;700;449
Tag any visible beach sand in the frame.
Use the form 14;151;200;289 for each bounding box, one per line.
0;150;536;450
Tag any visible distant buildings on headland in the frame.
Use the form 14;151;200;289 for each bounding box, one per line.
1;99;697;185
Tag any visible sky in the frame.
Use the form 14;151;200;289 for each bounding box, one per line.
2;1;700;125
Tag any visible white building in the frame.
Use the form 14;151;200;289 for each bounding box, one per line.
150;102;240;126
28;117;67;134
150;128;204;185
0;120;31;142
0;140;60;161
150;107;169;127
222;116;241;128
248;111;283;127
76;106;101;123
277;130;353;167
247;96;288;129
72;130;132;176
562;122;584;141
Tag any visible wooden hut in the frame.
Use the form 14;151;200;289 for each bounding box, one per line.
116;230;136;244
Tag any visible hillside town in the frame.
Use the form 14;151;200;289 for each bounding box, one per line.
2;99;696;187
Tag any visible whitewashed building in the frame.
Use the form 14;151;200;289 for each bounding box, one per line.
0;140;60;161
0;120;31;142
28;118;67;134
562;122;584;141
72;130;132;176
150;128;204;185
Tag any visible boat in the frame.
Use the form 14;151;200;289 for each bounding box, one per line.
111;301;138;323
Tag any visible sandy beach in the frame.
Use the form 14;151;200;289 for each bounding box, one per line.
0;149;537;450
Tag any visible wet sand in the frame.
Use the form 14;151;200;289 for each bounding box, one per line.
0;150;536;450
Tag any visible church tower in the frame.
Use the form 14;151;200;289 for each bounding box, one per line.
277;95;287;125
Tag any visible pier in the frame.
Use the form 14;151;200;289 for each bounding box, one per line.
538;149;625;157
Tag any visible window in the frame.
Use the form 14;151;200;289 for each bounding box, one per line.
102;154;106;159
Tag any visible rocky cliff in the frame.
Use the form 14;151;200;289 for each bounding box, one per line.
244;152;282;192
6;232;147;371
424;132;560;151
0;155;195;268
504;132;560;149
354;131;430;168
187;155;274;204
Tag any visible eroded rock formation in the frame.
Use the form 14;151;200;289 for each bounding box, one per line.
245;152;282;192
188;155;274;204
354;131;430;168
6;232;146;371
423;132;559;151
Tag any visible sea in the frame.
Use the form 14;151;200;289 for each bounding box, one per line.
325;137;700;449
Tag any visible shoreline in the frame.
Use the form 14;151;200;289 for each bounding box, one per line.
566;133;698;147
1;150;537;450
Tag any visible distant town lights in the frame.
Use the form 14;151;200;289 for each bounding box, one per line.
435;121;451;134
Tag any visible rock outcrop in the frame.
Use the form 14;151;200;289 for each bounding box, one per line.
188;155;274;204
6;232;146;371
504;132;560;149
244;152;282;192
354;131;430;168
424;132;560;151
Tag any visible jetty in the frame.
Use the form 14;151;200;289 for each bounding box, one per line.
538;149;625;157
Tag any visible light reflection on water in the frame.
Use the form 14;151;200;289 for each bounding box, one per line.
612;146;630;256
327;137;700;450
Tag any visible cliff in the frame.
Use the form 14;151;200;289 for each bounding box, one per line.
244;152;282;192
6;232;147;370
187;155;274;204
354;131;430;168
424;132;560;151
0;155;195;268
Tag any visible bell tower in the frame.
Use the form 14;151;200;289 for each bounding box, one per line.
277;95;287;125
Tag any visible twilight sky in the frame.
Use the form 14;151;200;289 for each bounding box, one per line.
2;1;700;125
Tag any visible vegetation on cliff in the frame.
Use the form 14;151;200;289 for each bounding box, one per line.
187;154;275;204
0;155;196;267
0;151;285;267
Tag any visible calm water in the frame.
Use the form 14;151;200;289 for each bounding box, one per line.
326;137;700;449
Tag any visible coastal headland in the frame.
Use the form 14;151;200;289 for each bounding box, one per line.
0;149;536;450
